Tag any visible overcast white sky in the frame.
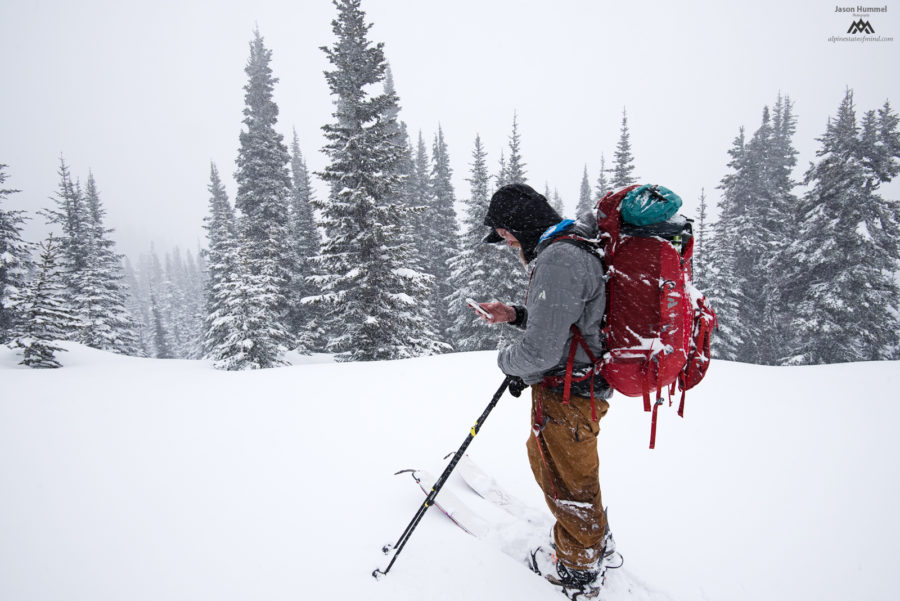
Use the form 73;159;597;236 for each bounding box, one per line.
1;0;898;260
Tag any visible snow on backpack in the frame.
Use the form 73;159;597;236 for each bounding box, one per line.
553;184;717;448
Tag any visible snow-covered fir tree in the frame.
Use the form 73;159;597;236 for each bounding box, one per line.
447;134;495;350
612;109;637;188
201;163;242;364
781;90;900;364
758;94;800;363
506;112;527;184
77;173;139;355
11;235;76;368
576;165;593;216
231;29;294;367
149;289;173;359
41;157;88;340
495;148;509;188
381;76;445;355
409;131;433;272
0;164;32;343
313;0;438;361
428;126;460;346
122;257;149;356
594;153;611;200
287;129;322;353
693;187;709;290
211;246;290;370
704;129;746;361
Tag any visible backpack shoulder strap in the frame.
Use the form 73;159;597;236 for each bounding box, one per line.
546;234;605;265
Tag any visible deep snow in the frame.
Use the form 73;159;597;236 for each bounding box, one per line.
1;343;898;601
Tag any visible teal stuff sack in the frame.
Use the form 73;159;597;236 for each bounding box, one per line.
620;184;683;226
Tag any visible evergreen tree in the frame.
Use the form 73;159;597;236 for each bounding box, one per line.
314;0;438;361
447;135;494;350
78;172;139;354
704;129;747;361
612;108;637;188
409;131;433;264
11;235;76;368
202;163;242;363
41;156;88;339
428;125;460;346
149;289;173;359
382;78;445;355
758;94;800;363
287;129;322;352
693;187;709;290
495;148;509;188
180;248;207;359
122;257;150;357
0;165;32;343
506;112;527;183
232;29;294;367
781;90;900;364
576;165;592;216
594;153;611;200
210;246;289;370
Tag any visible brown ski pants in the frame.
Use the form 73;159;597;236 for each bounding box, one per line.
526;384;610;570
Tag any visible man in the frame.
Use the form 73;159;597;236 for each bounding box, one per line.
473;183;617;598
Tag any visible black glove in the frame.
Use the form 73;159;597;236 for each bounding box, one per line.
507;376;528;398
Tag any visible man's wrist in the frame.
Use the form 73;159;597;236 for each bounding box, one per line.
510;305;527;328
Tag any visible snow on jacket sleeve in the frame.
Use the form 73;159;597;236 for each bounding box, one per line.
498;243;603;384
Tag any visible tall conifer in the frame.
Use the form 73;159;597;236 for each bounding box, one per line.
0;165;31;342
612;109;637;188
11;235;75;368
232;29;294;366
314;0;437;360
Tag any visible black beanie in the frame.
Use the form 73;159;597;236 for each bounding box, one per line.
482;183;562;261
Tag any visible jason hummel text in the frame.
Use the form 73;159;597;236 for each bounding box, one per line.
835;5;888;11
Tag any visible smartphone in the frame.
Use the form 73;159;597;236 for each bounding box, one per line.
466;298;490;318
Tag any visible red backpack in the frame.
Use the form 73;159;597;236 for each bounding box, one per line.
554;184;717;448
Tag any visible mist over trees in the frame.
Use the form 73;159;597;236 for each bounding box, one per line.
3;0;899;369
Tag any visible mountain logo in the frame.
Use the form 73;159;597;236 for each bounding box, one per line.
847;20;875;34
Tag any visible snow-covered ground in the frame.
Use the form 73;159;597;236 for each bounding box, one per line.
2;343;898;601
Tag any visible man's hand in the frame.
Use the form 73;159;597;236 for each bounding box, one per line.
476;301;516;324
508;376;528;397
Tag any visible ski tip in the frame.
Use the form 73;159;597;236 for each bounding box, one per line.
372;568;385;581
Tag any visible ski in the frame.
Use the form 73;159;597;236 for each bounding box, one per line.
456;454;547;526
397;468;490;538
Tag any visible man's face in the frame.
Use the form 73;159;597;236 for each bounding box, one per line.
495;228;520;248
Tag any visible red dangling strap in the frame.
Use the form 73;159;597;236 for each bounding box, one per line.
649;395;662;449
562;330;580;405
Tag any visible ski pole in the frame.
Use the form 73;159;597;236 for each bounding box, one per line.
373;376;512;579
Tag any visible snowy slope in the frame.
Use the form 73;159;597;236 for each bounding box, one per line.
1;343;898;601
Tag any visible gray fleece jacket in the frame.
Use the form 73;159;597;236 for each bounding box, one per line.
498;214;609;397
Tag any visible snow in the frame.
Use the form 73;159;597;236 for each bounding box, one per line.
1;343;898;601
